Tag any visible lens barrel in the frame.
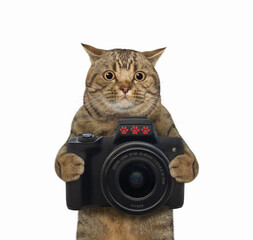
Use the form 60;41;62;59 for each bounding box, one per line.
101;142;174;215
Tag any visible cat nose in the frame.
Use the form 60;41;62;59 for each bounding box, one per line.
120;86;130;94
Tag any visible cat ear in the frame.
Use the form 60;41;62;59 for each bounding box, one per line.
81;44;105;63
142;47;166;66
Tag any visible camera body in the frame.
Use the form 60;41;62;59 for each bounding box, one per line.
66;117;184;215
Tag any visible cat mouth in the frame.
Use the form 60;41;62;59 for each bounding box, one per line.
105;95;135;110
104;94;144;111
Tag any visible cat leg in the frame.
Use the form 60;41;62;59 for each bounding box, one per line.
76;208;111;240
56;152;84;182
55;130;85;182
154;105;199;183
130;208;174;240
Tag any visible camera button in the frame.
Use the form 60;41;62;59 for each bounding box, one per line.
78;133;97;142
172;147;177;153
82;133;93;138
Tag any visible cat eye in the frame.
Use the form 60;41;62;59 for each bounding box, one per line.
134;71;146;81
103;71;115;81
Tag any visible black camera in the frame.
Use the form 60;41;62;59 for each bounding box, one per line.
66;117;184;215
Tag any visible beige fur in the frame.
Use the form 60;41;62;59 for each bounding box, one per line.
55;44;199;240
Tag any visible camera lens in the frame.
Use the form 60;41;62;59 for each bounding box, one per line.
129;171;144;189
101;142;173;215
119;161;155;198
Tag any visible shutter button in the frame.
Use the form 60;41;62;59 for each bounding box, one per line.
78;133;97;142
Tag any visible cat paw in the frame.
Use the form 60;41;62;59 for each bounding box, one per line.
169;154;198;183
57;153;84;182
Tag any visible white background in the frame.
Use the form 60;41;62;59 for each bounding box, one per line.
0;0;252;239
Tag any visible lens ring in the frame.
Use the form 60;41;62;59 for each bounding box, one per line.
100;141;174;215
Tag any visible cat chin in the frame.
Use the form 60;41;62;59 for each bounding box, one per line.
119;98;133;106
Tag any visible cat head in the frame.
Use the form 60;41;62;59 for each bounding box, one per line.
82;44;165;119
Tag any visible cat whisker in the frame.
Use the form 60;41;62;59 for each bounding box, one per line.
145;95;161;101
85;102;103;112
84;96;103;105
84;98;105;112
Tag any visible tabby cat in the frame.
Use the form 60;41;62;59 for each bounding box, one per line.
55;44;199;240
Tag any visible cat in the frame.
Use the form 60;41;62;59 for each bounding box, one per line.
55;44;199;240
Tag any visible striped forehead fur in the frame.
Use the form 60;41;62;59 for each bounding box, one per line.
110;49;137;70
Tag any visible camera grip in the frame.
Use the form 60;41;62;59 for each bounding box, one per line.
66;176;85;210
65;153;87;210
